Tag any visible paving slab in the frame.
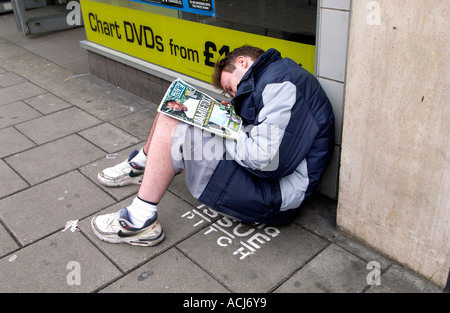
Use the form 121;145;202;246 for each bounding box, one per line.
4;56;152;123
275;244;369;293
23;93;72;115
295;193;393;270
0;100;43;128
15;107;102;144
0;126;36;158
70;85;152;122
78;123;141;154
0;171;115;245
0;159;28;198
110;108;158;141
2;50;75;86
5;134;105;185
0;81;46;106
0;223;19;258
0;230;122;292
0;42;31;66
101;248;229;293
178;219;329;293
2;44;152;125
366;264;442;293
0;71;27;87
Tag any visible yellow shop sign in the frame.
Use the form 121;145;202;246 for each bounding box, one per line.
80;0;315;83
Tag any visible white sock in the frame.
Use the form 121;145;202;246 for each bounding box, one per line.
126;196;157;228
130;148;147;168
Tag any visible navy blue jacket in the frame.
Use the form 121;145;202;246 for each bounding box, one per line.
199;49;335;224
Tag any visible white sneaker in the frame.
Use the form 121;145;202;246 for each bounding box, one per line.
98;149;145;187
91;208;164;247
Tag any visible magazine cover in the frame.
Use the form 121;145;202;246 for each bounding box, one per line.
157;79;242;141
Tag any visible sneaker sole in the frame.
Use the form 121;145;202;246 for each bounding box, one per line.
97;173;143;187
91;218;165;247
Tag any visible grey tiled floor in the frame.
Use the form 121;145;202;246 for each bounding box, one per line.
0;13;443;293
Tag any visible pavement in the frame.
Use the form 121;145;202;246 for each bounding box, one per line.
0;12;444;294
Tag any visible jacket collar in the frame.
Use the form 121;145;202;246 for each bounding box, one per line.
232;49;282;120
234;48;282;99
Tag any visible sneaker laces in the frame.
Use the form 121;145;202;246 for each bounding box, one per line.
104;211;122;227
112;159;133;172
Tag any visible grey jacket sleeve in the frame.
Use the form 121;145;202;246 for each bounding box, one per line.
226;81;297;177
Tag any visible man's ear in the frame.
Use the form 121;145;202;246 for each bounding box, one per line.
236;56;248;68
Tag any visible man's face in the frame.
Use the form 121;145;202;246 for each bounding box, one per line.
167;101;187;112
220;56;254;98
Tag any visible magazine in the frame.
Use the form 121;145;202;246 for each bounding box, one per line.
157;78;242;141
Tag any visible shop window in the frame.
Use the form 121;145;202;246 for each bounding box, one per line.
180;0;317;45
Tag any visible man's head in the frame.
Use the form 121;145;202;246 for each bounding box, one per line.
212;45;265;98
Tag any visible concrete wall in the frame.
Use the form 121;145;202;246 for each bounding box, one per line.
337;0;449;288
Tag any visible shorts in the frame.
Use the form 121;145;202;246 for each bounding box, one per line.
171;122;223;200
171;122;301;225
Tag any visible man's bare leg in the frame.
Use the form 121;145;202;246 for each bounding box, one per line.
138;113;179;203
91;113;179;246
118;112;179;227
142;112;162;156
